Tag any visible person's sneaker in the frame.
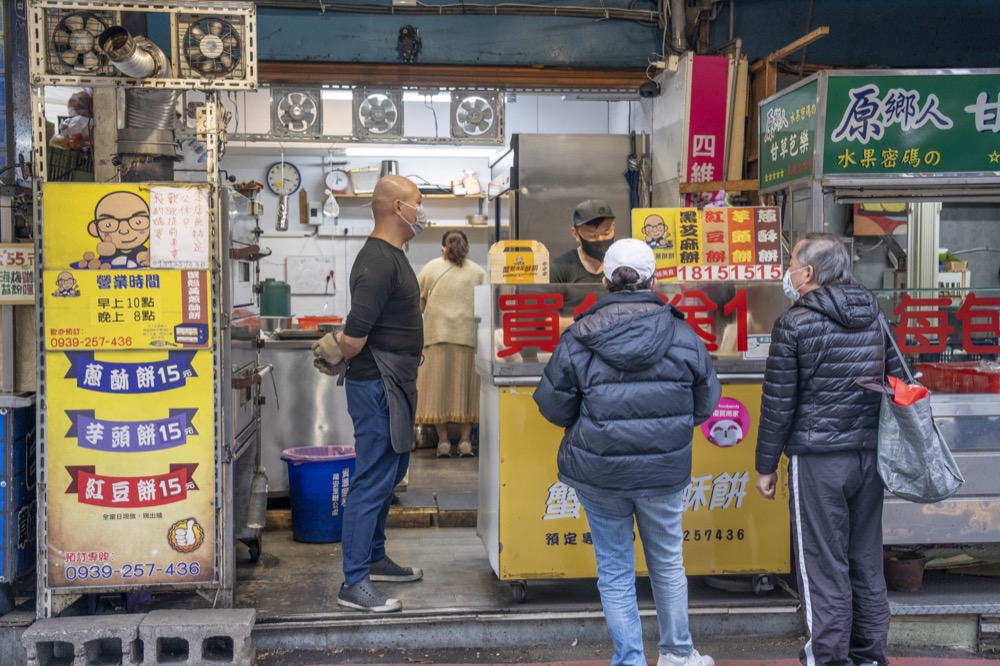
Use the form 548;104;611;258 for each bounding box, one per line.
658;649;715;666
369;555;423;582
337;579;401;613
457;440;474;457
436;441;452;457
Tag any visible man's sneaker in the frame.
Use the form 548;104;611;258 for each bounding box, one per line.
436;441;452;457
658;649;715;666
337;579;401;613
369;555;423;582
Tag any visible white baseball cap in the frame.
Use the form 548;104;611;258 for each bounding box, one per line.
603;238;656;282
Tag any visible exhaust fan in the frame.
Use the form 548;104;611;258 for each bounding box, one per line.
353;89;403;139
451;91;503;143
271;87;322;137
45;9;118;75
176;14;246;79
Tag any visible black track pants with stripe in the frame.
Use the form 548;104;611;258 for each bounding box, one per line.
789;450;890;666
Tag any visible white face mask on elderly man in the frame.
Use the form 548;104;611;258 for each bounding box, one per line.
782;267;807;301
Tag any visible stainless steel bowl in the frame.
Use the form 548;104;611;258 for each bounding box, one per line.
260;316;292;334
467;214;489;226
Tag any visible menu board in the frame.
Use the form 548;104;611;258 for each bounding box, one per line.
0;243;34;304
632;206;782;281
41;183;216;590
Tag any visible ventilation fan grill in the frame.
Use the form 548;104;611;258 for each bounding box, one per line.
451;91;504;142
177;14;246;79
45;9;118;76
271;88;322;136
353;89;404;139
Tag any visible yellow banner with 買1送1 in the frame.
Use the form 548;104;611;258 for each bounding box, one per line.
44;183;152;270
496;383;789;580
43;269;211;350
44;349;216;588
631;208;699;281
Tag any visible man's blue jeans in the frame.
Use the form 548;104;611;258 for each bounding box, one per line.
341;378;410;586
577;489;693;666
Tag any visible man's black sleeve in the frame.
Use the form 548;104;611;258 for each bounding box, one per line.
344;257;395;339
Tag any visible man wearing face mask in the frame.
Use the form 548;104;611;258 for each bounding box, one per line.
756;233;903;666
330;175;426;612
550;200;616;283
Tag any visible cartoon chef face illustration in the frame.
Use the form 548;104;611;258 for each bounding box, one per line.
85;191;151;269
642;214;672;250
707;418;745;448
53;271;80;297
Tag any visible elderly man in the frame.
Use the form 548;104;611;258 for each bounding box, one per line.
756;233;902;666
550;199;616;283
324;175;426;612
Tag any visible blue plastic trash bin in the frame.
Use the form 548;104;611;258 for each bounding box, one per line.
281;446;356;543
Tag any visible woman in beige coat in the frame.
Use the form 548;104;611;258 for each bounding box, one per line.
416;230;488;457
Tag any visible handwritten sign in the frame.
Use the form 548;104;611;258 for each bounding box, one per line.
150;186;210;269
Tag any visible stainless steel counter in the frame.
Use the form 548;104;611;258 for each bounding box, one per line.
259;337;354;496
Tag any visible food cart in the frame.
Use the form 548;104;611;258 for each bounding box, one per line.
759;69;1000;558
474;272;792;602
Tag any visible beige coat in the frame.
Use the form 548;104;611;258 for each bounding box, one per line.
417;256;487;348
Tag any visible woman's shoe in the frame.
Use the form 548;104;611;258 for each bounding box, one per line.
457;440;475;457
436;441;453;458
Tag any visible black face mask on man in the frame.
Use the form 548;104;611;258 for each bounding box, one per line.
579;237;614;262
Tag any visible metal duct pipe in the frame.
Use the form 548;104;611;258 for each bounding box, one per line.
98;26;158;79
96;26;177;182
669;0;687;52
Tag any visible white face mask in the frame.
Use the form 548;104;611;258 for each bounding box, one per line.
398;201;428;236
783;267;806;301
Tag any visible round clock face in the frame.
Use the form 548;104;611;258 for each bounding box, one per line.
265;162;302;196
325;169;350;194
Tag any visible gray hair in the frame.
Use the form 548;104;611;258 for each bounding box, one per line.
607;266;654;293
794;232;853;286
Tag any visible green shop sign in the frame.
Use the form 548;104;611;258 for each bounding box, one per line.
823;73;1000;176
759;80;818;189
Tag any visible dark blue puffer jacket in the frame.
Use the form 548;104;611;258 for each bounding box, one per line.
534;291;721;498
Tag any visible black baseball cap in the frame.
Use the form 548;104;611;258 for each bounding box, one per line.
573;200;615;227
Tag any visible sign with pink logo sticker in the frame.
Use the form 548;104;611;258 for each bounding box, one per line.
701;397;750;448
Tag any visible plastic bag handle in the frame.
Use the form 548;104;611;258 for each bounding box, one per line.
878;315;918;385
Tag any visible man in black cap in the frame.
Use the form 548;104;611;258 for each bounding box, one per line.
550;199;616;284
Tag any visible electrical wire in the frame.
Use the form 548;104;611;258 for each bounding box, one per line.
424;96;439;138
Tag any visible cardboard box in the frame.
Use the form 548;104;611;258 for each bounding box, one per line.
943;260;968;272
488;240;549;284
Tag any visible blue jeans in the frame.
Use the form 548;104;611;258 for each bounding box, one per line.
577;489;692;666
341;378;410;585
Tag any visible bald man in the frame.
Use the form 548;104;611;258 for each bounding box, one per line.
333;175;426;612
81;191;151;269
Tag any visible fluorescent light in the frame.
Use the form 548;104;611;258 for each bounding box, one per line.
343;146;501;158
320;90;353;101
402;92;451;103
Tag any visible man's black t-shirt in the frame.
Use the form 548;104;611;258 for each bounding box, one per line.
550;248;604;284
344;238;423;380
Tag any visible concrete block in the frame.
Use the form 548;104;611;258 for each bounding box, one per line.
21;614;143;666
140;609;255;665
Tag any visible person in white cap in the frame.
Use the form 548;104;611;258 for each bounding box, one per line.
534;238;721;666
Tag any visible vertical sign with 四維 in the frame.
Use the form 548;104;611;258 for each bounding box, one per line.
685;55;730;207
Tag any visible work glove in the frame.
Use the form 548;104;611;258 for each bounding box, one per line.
311;333;345;376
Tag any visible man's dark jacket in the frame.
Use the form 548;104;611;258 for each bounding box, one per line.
756;283;903;475
534;291;721;499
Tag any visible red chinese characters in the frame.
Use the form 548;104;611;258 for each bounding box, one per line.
498;293;563;358
894;294;954;353
957;292;1000;354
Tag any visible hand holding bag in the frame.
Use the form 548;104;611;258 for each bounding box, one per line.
871;317;964;503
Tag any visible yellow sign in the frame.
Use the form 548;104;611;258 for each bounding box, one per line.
45;349;216;588
43;269;211;350
496;384;789;580
0;243;36;304
44;183;152;270
632;208;693;281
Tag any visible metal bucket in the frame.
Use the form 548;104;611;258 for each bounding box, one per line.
884;549;926;592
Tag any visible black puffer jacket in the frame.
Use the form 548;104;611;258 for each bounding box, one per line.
756;283;903;475
534;291;721;498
